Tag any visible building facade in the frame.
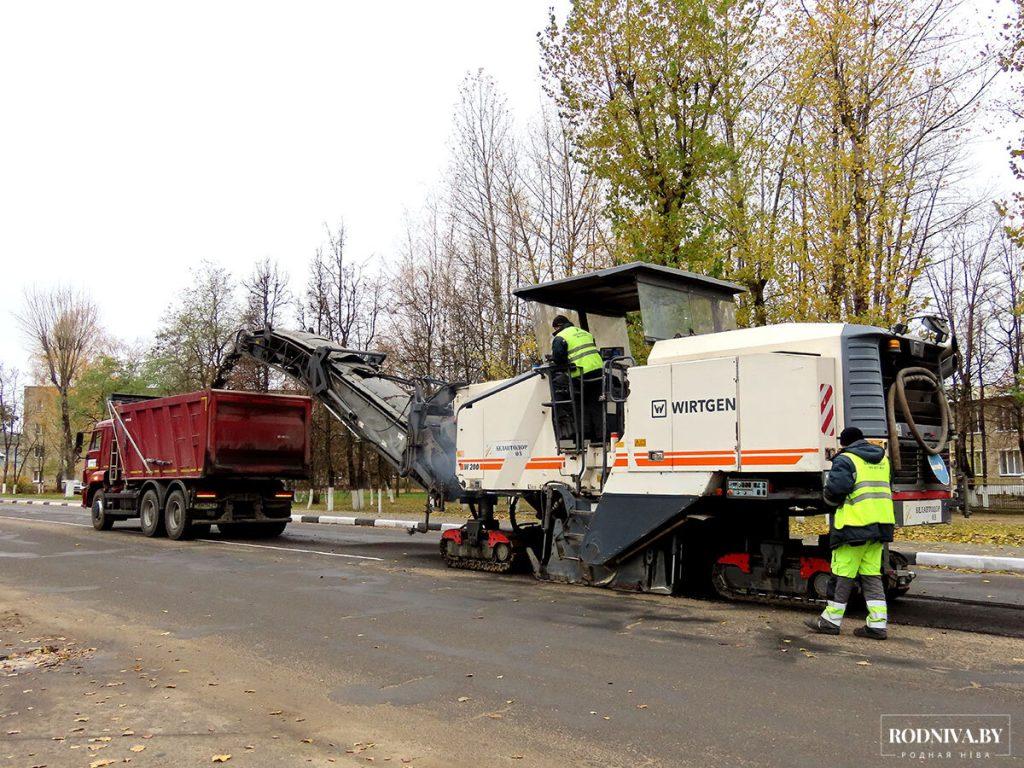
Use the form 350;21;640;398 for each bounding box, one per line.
21;385;64;490
963;392;1023;484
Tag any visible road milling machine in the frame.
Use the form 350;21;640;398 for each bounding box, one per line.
216;262;955;604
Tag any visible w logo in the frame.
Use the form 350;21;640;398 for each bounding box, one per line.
651;399;667;418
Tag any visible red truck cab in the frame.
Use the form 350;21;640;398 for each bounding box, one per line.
82;390;312;540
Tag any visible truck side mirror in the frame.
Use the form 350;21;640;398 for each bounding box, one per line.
73;431;84;458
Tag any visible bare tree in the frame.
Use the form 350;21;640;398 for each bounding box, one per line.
990;227;1024;456
241;258;292;391
927;211;1001;479
17;287;101;484
301;223;385;490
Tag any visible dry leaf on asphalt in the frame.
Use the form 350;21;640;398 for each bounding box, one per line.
90;760;115;768
130;745;146;752
856;660;871;666
457;696;470;702
212;755;232;763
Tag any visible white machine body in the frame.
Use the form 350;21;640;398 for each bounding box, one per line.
455;324;848;498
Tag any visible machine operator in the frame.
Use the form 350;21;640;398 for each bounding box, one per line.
551;315;605;443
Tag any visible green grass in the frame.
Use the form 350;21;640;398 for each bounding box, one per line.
0;491;76;501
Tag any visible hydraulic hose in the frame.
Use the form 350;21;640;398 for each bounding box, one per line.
886;366;950;471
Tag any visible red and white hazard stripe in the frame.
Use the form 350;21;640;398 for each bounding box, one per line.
819;383;835;437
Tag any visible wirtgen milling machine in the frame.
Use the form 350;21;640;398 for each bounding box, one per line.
217;262;954;603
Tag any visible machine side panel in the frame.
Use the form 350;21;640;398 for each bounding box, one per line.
736;354;827;471
671;357;738;470
621;363;673;472
455;376;579;491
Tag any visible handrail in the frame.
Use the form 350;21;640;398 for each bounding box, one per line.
106;400;152;474
456;367;544;416
600;355;634;487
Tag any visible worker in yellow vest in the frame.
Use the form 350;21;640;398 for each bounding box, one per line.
805;426;895;640
551;315;605;442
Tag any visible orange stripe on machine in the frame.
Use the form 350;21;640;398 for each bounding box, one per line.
457;458;505;470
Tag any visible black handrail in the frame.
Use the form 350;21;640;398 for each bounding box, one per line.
455;367;545;416
600;355;634;486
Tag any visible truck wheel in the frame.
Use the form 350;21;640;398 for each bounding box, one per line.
164;490;192;541
140;489;165;537
253;521;288;538
91;492;114;531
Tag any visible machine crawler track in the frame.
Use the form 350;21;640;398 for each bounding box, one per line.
439;526;533;574
711;565;825;607
439;538;519;573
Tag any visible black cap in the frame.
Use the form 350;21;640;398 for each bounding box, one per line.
839;426;864;447
552;314;572;331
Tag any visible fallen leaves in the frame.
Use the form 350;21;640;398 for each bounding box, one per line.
130;745;146;753
856;660;871;666
791;517;1024;548
457;696;470;703
212;755;232;763
89;760;115;768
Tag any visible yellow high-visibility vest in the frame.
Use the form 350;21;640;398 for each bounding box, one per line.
834;452;896;529
555;326;603;378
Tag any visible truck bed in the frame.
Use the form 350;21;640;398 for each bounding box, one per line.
113;389;311;480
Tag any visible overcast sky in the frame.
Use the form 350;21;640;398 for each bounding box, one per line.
0;0;1016;378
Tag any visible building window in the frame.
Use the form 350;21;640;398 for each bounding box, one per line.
974;406;985;434
34;445;43;459
999;449;1022;477
32;469;42;484
998;407;1017;432
971;450;985;476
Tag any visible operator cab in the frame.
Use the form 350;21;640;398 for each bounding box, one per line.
513;262;744;452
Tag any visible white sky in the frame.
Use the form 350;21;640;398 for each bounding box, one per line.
0;0;567;375
0;0;1016;378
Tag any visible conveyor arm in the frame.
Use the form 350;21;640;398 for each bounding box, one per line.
213;328;462;502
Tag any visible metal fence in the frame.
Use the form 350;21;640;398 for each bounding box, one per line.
966;484;1024;513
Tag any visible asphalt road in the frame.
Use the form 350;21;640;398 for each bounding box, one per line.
1;502;1022;767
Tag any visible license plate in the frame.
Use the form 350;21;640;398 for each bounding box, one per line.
727;479;768;498
902;499;942;526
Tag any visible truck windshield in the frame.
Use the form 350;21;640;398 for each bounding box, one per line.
637;282;737;340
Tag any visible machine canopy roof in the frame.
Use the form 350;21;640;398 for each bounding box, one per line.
512;261;744;317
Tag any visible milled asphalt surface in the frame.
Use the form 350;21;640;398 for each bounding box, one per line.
1;502;1022;767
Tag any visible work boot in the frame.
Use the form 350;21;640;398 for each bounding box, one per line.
803;616;840;635
854;625;887;640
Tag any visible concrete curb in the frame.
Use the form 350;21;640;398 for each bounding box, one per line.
908;551;1024;573
291;514;462;533
0;498;77;507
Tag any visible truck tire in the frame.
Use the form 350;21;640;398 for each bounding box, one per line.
91;492;114;531
164;489;192;541
140;489;164;537
254;521;288;538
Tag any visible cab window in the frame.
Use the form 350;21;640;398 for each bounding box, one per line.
88;431;102;452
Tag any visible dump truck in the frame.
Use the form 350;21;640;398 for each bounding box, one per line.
80;389;312;539
213;262;954;603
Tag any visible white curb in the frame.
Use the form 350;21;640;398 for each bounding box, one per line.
913;552;1024;573
290;513;462;532
0;498;77;507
